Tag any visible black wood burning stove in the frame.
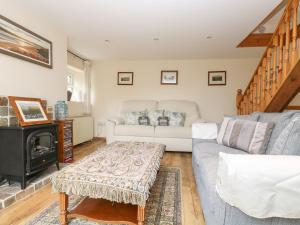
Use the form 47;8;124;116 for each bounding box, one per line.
0;123;59;189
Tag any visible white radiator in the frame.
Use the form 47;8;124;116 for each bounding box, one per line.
71;116;94;145
67;102;94;145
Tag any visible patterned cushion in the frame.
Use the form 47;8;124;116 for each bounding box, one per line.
158;116;169;126
165;111;186;127
270;116;300;155
125;111;145;125
217;118;274;154
138;116;150;126
148;110;164;126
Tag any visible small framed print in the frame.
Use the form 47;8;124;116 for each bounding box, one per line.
161;70;178;85
208;71;226;86
118;72;134;85
8;96;50;126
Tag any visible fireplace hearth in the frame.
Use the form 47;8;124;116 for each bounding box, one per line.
0;123;59;189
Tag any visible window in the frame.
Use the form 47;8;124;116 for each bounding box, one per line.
67;66;85;102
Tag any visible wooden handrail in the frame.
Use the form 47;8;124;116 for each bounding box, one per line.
286;105;300;110
237;0;300;114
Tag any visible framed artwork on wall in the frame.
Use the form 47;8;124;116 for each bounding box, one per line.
0;15;53;68
208;71;226;86
161;70;178;85
118;72;134;85
8;96;50;126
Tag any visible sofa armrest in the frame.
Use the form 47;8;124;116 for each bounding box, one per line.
107;117;125;125
105;118;124;144
216;153;300;219
192;122;218;139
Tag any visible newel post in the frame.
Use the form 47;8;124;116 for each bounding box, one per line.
236;89;243;115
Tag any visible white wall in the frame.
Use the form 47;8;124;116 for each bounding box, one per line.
91;58;259;136
289;93;300;105
0;1;67;105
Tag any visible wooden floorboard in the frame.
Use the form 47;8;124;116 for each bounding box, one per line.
0;140;205;225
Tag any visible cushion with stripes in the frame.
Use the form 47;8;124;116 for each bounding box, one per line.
217;118;274;154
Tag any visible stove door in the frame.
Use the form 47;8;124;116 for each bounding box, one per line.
30;132;54;159
26;129;57;174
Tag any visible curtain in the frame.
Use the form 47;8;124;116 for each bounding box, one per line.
84;60;92;114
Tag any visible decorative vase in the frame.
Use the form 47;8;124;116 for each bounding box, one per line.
67;90;72;101
55;101;68;120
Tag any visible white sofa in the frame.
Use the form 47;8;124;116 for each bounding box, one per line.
106;100;204;152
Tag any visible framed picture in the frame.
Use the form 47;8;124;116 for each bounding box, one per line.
0;15;53;68
208;71;226;86
118;72;134;85
8;96;51;126
161;70;178;85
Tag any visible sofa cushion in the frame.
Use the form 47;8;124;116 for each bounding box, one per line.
193;142;248;160
125;111;145;125
155;126;191;138
120;100;157;115
115;125;154;137
270;116;300;155
148;109;164;126
257;111;298;154
164;111;186;126
228;112;260;121
157;100;200;127
218;118;274;154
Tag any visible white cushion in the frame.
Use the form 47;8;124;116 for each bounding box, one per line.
192;123;218;139
155;126;191;138
115;125;154;137
120;100;157;114
157;100;200;126
216;153;300;219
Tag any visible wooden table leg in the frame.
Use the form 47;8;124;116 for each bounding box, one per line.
137;206;145;225
60;193;69;225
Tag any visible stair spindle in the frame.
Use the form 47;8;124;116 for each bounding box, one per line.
266;48;272;104
272;36;278;95
278;24;284;85
253;75;258;112
250;83;254;113
292;0;299;64
261;58;267;111
257;66;262;109
283;9;290;79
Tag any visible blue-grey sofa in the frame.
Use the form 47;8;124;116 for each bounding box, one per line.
192;111;300;225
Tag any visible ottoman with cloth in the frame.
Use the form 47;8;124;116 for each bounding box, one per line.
51;141;165;225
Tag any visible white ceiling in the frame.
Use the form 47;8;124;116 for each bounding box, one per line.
17;0;282;60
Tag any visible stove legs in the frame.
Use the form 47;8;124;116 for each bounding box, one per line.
6;176;26;189
21;177;26;190
60;193;69;225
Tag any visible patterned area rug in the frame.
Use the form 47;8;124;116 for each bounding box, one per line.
26;167;182;225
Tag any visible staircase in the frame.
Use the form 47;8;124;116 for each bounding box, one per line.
236;0;300;114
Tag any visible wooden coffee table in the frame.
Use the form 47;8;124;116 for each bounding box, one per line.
60;195;145;225
51;141;165;225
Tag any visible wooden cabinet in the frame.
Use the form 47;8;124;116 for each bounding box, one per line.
55;119;73;163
